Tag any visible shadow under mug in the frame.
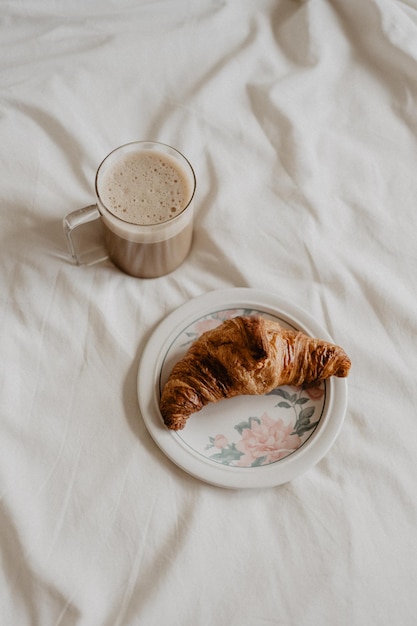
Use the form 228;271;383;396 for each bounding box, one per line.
63;141;196;278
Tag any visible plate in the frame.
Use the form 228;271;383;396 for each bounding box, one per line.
137;288;348;488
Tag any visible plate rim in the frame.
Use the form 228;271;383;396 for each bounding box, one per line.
137;288;348;489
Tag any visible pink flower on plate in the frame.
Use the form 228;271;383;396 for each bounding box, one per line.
213;434;229;449
305;384;325;401
194;318;223;335
218;309;241;320
235;413;302;466
292;383;324;401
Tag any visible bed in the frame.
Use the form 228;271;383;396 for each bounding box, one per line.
1;0;416;624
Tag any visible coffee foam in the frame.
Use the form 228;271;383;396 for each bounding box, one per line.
99;150;191;226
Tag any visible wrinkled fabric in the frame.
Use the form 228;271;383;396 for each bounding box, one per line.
1;0;417;624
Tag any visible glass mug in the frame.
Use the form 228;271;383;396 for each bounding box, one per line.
63;141;196;278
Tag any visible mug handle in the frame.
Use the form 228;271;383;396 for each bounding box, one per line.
63;205;109;266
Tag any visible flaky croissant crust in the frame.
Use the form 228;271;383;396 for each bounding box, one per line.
160;315;351;430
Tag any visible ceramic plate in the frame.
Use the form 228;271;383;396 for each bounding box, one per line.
137;288;348;488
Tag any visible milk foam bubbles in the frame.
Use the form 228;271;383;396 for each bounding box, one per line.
92;141;196;277
99;150;192;225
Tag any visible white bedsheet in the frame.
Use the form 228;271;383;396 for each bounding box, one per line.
1;0;417;624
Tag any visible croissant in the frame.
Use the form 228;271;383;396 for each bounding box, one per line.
159;315;351;430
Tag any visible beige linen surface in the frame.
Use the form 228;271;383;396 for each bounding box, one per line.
1;0;416;624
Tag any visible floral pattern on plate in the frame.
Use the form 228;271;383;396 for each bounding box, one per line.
204;385;324;467
161;307;327;469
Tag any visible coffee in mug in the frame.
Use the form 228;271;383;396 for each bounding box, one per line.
63;141;196;278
